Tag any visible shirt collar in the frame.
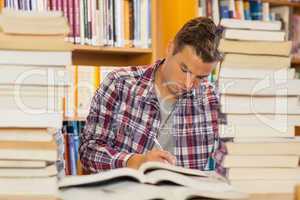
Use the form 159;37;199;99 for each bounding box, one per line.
133;59;164;107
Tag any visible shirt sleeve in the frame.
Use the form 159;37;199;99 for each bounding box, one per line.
205;81;228;176
79;72;134;173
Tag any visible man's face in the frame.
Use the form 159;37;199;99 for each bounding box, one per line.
160;44;217;97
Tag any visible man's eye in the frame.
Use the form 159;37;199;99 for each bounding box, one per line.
181;67;188;73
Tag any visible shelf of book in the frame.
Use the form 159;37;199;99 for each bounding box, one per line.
73;45;153;54
262;0;300;8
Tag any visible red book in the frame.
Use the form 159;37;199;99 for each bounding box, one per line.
74;0;80;43
57;0;62;12
68;0;74;43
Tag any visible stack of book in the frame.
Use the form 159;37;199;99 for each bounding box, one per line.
0;9;71;198
218;19;300;194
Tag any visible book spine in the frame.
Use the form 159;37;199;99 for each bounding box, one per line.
77;121;85;175
262;2;269;21
47;0;51;10
147;0;151;47
98;0;104;46
62;124;70;176
198;0;207;17
23;0;27;10
68;0;74;43
88;0;93;45
91;0;97;45
68;133;77;175
57;0;62;12
243;0;251;20
114;0;119;47
228;0;236;18
18;0;22;10
124;0;130;47
83;0;89;44
108;0;114;46
137;0;142;47
219;0;230;19
79;0;85;45
51;0;56;10
249;0;262;20
140;0;147;47
128;0;134;47
25;0;28;10
103;0;109;45
95;0;100;46
112;0;116;46
212;0;220;25
73;134;80;171
205;0;212;18
74;0;80;43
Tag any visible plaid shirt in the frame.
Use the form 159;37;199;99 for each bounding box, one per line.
79;60;227;175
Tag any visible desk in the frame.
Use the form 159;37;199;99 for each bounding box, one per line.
250;194;293;200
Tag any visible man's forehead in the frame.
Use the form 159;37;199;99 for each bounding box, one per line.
178;51;216;75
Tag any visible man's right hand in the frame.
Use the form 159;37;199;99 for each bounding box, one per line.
127;149;176;169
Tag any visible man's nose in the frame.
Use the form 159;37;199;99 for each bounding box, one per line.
185;75;196;90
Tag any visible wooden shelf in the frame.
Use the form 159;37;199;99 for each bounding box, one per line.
292;55;300;65
64;116;86;121
262;0;300;7
71;45;154;66
73;45;152;54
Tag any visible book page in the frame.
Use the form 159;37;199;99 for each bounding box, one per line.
144;170;233;193
139;161;215;177
58;168;144;188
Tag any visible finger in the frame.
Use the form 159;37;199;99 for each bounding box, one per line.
157;151;176;165
157;158;169;164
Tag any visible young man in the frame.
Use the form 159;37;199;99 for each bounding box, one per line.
79;17;226;175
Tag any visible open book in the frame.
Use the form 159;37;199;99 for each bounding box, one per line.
59;162;248;200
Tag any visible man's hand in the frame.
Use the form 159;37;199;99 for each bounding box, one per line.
127;149;176;169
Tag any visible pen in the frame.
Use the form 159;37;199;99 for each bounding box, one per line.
153;137;163;150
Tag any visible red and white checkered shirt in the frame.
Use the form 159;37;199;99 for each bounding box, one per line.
79;60;227;175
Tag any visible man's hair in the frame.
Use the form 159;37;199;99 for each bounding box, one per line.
173;17;223;63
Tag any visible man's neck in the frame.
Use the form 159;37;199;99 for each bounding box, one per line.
154;63;176;103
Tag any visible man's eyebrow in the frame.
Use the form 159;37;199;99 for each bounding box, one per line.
180;62;209;79
196;74;209;79
180;63;191;72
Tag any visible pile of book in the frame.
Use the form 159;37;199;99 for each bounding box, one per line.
0;9;71;198
218;19;300;194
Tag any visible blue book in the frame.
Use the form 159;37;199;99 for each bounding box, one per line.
243;0;252;20
73;134;80;167
219;0;230;19
71;121;80;174
68;132;77;175
249;0;262;20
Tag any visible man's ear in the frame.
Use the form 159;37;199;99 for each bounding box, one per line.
166;41;174;56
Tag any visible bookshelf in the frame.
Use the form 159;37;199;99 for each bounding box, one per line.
71;0;159;66
262;0;300;8
71;0;198;66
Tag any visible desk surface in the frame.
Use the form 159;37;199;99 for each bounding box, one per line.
250;193;293;200
0;194;294;200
